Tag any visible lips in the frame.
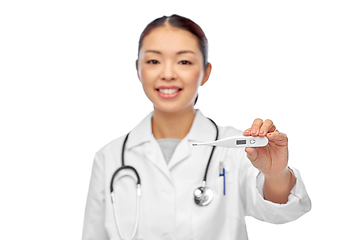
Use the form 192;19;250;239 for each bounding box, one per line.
156;86;182;98
158;88;180;94
156;86;182;94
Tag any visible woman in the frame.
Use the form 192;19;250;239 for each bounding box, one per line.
82;14;311;240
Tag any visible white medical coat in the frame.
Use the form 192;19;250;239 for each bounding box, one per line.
82;110;311;240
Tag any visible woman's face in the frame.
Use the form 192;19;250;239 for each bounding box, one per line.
136;26;211;114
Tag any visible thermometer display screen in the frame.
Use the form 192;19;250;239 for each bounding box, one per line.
236;140;246;145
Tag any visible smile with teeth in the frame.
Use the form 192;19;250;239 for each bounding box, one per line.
157;89;181;94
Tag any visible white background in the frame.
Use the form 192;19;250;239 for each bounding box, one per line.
1;0;359;239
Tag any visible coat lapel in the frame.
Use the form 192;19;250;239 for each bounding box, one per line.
168;110;218;170
126;112;172;183
126;110;217;182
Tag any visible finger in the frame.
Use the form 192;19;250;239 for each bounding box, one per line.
243;128;251;136
245;147;258;162
259;119;274;137
269;124;277;132
250;118;263;137
267;131;288;144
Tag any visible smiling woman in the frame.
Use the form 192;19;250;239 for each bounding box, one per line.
82;14;311;240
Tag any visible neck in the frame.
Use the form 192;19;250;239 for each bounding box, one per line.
152;107;196;140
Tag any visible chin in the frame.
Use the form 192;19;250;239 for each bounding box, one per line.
154;103;194;114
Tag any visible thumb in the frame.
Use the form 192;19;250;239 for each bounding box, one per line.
245;147;258;163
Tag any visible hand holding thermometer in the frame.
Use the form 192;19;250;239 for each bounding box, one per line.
192;136;268;148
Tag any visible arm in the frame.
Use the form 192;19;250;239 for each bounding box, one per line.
241;119;311;224
82;153;108;240
263;167;296;204
242;164;311;224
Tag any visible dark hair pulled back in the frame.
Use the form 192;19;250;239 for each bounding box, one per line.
137;14;209;69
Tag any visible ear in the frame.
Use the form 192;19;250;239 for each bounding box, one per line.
200;62;212;86
136;59;140;81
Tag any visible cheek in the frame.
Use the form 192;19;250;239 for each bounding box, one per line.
184;69;203;87
139;68;154;87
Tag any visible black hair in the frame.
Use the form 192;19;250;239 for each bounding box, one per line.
137;14;208;69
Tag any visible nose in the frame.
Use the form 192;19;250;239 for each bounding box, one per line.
160;62;177;81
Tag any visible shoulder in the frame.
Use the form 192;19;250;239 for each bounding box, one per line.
95;112;153;158
196;109;244;138
95;134;127;159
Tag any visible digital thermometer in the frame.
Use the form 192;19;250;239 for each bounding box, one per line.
192;136;268;148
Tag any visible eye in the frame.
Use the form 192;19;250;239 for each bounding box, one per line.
179;60;192;65
147;60;159;64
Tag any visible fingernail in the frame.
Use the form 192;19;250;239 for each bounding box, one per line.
259;130;264;135
252;129;257;134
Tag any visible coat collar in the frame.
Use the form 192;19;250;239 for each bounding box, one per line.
126;109;217;150
125;109;218;183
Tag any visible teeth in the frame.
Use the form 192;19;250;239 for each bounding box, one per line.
158;89;179;94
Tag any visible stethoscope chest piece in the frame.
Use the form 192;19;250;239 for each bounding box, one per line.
194;185;213;206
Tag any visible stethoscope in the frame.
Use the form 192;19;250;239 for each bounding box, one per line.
110;118;218;240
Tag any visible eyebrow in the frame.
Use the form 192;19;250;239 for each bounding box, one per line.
177;50;195;55
145;50;161;54
145;50;195;55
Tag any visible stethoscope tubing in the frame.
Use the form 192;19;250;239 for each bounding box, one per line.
202;118;219;183
111;186;140;240
110;165;140;192
110;118;219;239
110;132;141;240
